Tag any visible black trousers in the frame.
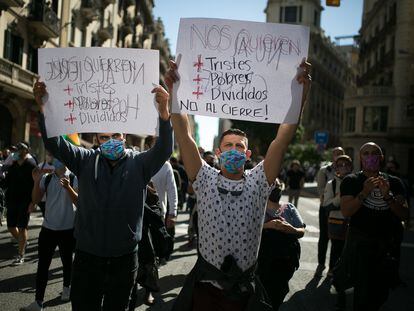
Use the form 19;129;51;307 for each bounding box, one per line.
129;228;158;311
333;228;391;311
317;205;329;266
329;239;345;270
35;227;75;302
71;250;138;311
258;257;296;310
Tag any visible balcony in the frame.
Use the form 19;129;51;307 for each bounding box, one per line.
124;0;135;8
0;58;37;98
27;1;60;39
101;0;115;8
97;25;114;43
120;15;133;38
79;0;99;26
357;86;395;97
0;0;24;10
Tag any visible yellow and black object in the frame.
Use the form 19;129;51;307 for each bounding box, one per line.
326;0;340;6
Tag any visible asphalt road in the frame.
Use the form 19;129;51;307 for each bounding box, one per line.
1;188;413;311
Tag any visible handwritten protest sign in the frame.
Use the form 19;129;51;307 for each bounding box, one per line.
172;18;309;124
38;48;160;137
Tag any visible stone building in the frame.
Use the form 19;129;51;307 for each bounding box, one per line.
0;0;171;157
341;0;414;175
265;0;351;147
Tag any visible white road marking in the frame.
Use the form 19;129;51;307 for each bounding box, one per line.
301;237;319;243
306;210;319;217
305;225;320;233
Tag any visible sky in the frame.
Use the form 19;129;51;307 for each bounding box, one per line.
153;0;363;150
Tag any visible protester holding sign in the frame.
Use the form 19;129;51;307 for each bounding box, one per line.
166;56;311;310
32;77;173;311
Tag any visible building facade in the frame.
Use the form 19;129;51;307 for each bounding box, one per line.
341;0;414;175
0;0;171;157
265;0;351;147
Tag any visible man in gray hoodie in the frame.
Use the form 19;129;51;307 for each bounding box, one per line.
33;81;173;311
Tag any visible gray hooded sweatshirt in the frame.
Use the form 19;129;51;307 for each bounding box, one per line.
39;113;173;257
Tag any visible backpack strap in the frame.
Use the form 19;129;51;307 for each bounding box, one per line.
332;178;337;196
69;172;75;188
44;173;53;194
95;154;100;181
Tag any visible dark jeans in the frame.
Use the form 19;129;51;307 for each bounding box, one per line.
192;282;249;311
36;227;75;302
333;228;391;311
329;239;345;271
317;205;329;266
129;228;158;311
71;250;138;311
258;257;296;310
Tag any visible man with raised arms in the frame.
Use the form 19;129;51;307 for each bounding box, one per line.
32;79;173;311
166;58;311;311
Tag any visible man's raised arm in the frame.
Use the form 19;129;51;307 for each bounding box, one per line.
263;61;312;185
34;80;92;176
165;60;202;182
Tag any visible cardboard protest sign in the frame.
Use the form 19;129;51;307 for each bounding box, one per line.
173;18;309;124
38;48;160;137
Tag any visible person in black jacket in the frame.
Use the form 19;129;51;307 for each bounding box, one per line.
257;180;305;310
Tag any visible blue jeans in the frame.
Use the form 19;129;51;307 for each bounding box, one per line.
71;250;138;311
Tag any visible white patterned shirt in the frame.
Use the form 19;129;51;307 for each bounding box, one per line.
192;161;273;272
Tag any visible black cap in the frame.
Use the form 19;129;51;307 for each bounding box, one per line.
16;142;29;150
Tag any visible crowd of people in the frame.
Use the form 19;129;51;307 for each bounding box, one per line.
0;57;410;311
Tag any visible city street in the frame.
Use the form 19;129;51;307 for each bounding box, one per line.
1;186;413;311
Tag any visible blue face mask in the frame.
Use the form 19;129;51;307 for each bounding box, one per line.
219;149;247;174
100;139;125;161
52;159;65;170
12;152;20;161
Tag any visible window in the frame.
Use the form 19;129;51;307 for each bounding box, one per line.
3;29;23;65
70;16;76;43
363;106;388;132
313;10;320;26
27;45;38;73
284;6;297;23
345;108;356;132
299;6;302;22
279;7;284;23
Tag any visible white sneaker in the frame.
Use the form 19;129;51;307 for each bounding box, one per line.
61;286;70;302
12;255;25;266
21;301;43;311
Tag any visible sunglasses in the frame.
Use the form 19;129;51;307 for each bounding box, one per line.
217;186;243;196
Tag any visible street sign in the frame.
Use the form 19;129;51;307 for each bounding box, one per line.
314;131;329;145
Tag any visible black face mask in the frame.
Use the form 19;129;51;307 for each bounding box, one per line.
268;188;282;203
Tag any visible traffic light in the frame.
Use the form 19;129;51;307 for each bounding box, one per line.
326;0;340;6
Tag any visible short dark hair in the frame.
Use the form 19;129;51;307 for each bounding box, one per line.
17;141;30;150
203;151;214;158
144;136;156;148
219;129;248;147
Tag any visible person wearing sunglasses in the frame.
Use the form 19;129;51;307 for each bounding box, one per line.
321;155;353;277
165;58;311;311
32;80;173;311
